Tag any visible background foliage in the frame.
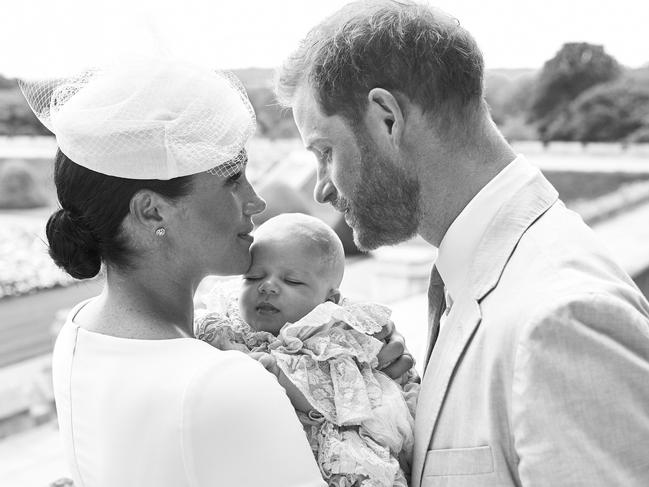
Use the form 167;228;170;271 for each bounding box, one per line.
0;43;647;143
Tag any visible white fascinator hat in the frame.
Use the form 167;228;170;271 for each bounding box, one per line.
19;58;255;179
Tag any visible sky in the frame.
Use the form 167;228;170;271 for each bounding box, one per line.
1;0;647;78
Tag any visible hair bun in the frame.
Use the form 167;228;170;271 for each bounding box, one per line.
46;208;101;279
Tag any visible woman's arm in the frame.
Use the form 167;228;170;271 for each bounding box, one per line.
249;351;314;413
182;352;325;487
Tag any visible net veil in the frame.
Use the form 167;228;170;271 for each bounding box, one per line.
19;59;256;179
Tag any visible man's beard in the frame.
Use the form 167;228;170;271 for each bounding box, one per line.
335;133;421;251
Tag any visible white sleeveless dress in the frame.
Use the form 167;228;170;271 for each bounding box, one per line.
52;300;325;487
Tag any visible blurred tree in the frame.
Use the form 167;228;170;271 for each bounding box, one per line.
545;72;649;142
0;159;49;209
499;115;539;142
0;73;15;89
628;126;649;143
500;75;536;118
485;71;536;125
529;43;621;140
247;86;299;139
0;86;52;136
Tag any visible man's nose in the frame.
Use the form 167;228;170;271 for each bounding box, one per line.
313;168;336;204
258;278;279;294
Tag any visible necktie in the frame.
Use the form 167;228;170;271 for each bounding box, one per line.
439;288;454;330
423;266;446;370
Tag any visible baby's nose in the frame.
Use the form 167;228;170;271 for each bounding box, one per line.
258;279;279;294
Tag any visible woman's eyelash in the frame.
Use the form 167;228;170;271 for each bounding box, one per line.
227;171;242;183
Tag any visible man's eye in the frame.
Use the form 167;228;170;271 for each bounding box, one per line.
285;279;303;285
243;275;260;281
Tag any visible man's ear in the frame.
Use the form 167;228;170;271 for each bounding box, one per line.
326;288;341;304
129;189;172;233
365;88;405;148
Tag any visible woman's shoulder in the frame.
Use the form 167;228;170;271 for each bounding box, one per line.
182;346;294;420
184;347;278;399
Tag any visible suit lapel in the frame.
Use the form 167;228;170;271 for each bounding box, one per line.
411;167;559;487
468;168;559;300
412;297;481;486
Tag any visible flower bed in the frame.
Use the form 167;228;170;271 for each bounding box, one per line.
0;218;73;300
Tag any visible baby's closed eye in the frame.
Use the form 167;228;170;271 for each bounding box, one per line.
284;279;303;285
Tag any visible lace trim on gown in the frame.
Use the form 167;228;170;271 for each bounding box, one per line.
195;285;419;487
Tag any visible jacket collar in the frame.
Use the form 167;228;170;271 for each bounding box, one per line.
468;165;559;302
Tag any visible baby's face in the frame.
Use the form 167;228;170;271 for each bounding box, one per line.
239;236;336;335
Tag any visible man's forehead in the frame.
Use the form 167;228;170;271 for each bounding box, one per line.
292;85;351;150
292;85;327;139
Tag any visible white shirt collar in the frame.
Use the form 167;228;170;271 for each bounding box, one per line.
436;155;536;303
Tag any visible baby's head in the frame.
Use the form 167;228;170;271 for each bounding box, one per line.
239;213;345;334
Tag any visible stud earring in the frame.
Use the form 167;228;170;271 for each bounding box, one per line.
155;227;166;237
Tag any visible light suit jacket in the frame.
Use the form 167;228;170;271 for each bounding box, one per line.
411;168;649;486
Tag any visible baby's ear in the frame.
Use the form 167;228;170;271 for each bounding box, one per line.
326;289;341;304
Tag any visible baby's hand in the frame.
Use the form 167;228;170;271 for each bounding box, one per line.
249;352;280;377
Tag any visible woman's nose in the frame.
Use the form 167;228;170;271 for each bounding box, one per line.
244;188;266;216
258;278;278;295
313;166;336;204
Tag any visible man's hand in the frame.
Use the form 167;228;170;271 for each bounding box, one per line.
373;319;415;380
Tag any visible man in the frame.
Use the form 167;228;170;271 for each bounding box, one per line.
276;1;649;486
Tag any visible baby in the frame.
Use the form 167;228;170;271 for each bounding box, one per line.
196;213;418;487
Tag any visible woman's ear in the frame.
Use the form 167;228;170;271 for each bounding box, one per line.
129;189;171;233
326;288;341;304
365;88;405;148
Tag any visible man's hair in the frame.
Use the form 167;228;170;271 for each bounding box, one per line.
276;0;485;127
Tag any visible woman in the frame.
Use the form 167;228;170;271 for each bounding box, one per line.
21;60;327;486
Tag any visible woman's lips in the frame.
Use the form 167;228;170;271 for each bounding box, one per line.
238;223;255;243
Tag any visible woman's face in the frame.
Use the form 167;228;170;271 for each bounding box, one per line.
173;160;266;278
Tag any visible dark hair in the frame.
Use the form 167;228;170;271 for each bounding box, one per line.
276;0;484;126
46;150;194;279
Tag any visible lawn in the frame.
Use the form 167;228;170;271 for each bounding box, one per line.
544;171;649;202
